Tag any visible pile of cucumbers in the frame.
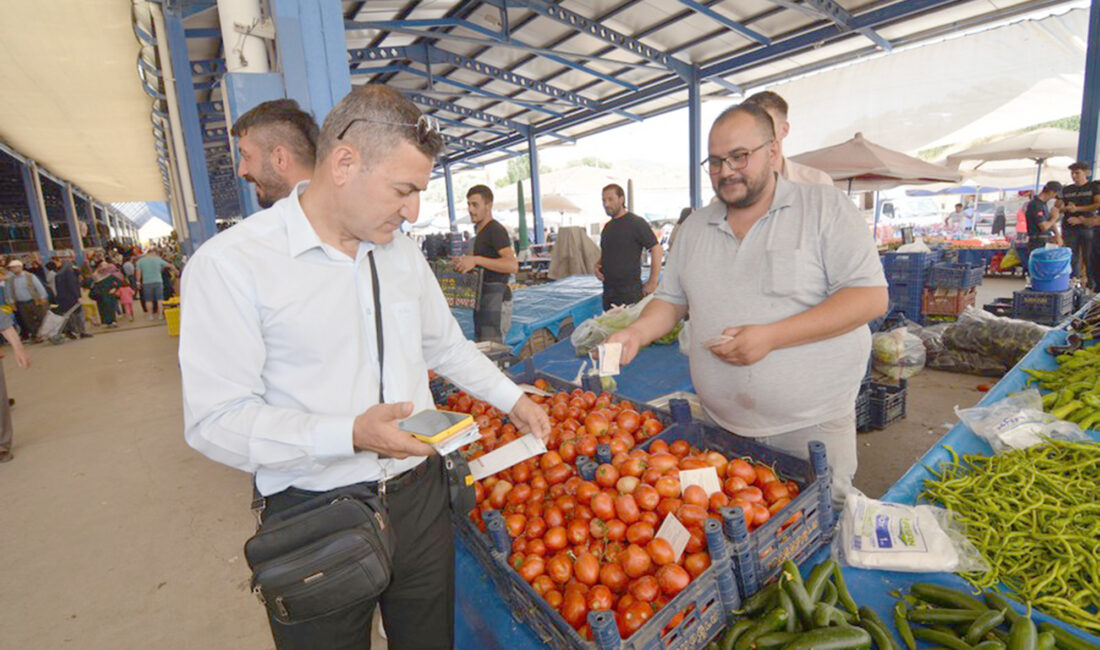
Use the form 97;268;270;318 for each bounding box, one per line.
896;582;1097;650
706;559;880;650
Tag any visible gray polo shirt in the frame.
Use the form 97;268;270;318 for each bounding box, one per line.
656;175;886;437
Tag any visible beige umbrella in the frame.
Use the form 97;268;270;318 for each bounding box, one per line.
791;132;963;193
945;128;1078;192
494;192;582;214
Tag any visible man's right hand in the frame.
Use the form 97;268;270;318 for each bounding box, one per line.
352;402;436;458
603;327;645;365
594;262;604;282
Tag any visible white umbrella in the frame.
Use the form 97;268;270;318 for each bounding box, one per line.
945;128;1079;191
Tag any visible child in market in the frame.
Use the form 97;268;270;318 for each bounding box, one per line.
117;281;136;322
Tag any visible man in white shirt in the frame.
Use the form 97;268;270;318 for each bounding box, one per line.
607;103;887;506
180;85;550;649
743;91;834;187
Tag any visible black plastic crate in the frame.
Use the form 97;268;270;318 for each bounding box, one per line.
1012;289;1074;326
640;423;834;598
868;382;907;429
856;388;872;432
926;263;984;290
983;297;1013;317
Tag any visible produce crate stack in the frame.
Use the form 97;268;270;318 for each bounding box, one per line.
921;262;982;323
868;381;907;429
1011;289;1075;326
881;251;940;324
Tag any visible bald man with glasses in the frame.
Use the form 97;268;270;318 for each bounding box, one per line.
607;102;887;507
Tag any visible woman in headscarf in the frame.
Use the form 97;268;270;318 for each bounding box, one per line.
90;260;124;328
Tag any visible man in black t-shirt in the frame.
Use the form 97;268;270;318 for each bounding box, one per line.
454;185;518;342
1060;161;1100;289
597;184;664;310
1025;181;1062;252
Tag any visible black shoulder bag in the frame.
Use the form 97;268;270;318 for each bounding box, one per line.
243;251;395;625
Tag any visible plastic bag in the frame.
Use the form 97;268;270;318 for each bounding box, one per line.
941;307;1048;370
678;319;691;356
918;323;1009;376
872;328;926;380
1000;245;1021;269
895;237;931;253
955;389;1090;452
570;296;654;355
835;493;988;573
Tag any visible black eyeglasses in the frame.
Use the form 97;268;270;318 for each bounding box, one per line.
336;114;440;143
702;139;774;173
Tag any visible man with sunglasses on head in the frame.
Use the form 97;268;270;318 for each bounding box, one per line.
606;103;887;506
232;99;319;208
180;85;550;649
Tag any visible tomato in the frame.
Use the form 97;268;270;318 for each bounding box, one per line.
656;564;690;597
768;497;792;515
628;575;659;602
621;600;653;636
633;484;660;511
645;538;675;566
455;395;472;412
649;440;670;455
586;584;614;611
726;459;757;485
619;544;653;578
762;481;791;504
639;511;660;526
508;484;532;505
589;518;609;540
663;608;686;634
684;552;711;578
723;476;749;496
519;556;546;583
584;412;610;437
474;481;486;505
655;477;681;498
512;537;527;553
509;552;524;570
545;463;573;486
558;440;577;463
685;526;706;553
704;451;728;478
785;480;800;498
505;514;526;537
595;463;620;488
544;506;566;528
648;453;678;472
615;494;640;524
574;505;594;521
576;435;597;456
669;440;690;458
539;450;563;471
619;457;647;478
599;563;629;593
656;498;682;518
576;481;600;505
641;467;663;485
616;410;641;434
547;553;573;584
532;574;554;596
682;485;708;508
616;476;640;495
676;503;707;527
545;526;568;551
626;521;655;546
640;419;663;439
567;518;590;545
605;518;627;542
489;481;512;509
608;436;629;455
512;462;531;484
734;486;764;504
590;492;615;520
751;503;771;527
755;465;779;486
561;589;588;629
574;552;600;585
525;517;547;539
708;491;730;511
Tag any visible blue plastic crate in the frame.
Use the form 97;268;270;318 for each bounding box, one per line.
856;388;872;433
955;248;990;269
1012;289;1074;326
868;382;907;429
641;423;834;598
926;263;984;290
887;280;925;300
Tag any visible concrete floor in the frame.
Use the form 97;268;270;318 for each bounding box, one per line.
0;276;1026;649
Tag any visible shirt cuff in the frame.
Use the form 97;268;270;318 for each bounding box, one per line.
484;380;524;415
312;414;357;459
653;287;687;305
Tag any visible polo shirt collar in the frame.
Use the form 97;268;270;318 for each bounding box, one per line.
705;173;795;227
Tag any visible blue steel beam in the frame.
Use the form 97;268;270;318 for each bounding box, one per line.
494;0;693;78
386;66;564;117
687;68;702;209
1078;0;1100;168
406;93;530;134
798;0;892;50
674;0;771;45
431;114;511;137
20;162;52;257
62;184;86;264
184;28;220;39
527;134;544;245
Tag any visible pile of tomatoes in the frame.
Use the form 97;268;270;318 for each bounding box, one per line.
440;378;802;641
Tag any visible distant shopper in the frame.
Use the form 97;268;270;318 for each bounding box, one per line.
232;99;319;209
54;254;91;339
117;281;136;322
991;206;1007;237
596;183;664;310
743;91;834;186
1060;161;1100;288
454;185;518;342
4;259;47;341
91;261;123;329
135;250;169;319
945;203;965;232
0;301;31;463
1025;182;1062;252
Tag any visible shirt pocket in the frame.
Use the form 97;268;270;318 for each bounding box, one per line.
389;301;424;366
763;249;801;296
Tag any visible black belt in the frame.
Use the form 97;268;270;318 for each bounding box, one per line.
361;457;432;496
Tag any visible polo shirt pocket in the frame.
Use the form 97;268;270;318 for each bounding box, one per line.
763;249;800;296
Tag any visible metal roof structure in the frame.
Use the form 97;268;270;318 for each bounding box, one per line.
158;0;1071;223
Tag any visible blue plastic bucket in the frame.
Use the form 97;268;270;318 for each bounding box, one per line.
1028;246;1072;291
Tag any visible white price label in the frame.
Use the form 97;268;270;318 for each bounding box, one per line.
468;434;548;481
655;513;691;563
597;342;622;377
678;466;723;497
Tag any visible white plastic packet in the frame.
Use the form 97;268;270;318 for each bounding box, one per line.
955;389;1090;453
835;493;988;573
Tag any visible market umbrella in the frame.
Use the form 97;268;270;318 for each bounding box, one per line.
790;132;963;193
516;181;528;252
495;192;583;214
945;128;1078;192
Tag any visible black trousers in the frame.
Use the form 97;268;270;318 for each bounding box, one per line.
261;455;454;650
602;282;643;311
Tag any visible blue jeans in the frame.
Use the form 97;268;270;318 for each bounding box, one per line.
142;283;164;312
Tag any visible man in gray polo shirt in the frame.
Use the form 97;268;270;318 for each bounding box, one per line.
607;103;887;503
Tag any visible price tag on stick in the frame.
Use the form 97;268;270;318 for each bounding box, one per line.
468;434;548;481
655;513;691;563
678;466;723;497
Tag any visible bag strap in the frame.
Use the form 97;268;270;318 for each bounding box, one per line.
369;250;384;404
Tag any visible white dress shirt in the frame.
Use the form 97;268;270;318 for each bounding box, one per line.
180;183;523;495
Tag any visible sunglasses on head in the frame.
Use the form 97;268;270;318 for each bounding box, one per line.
336;113;440;144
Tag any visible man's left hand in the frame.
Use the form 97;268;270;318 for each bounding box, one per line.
708;324;776;366
508;395;551;441
643;281;659;296
453;256;479;273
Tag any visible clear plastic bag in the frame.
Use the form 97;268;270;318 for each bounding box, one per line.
570;296;654;355
955;389;1090;452
942;307;1048;369
872;327;926;380
835;493;989;573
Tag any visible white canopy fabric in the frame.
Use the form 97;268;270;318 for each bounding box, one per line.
0;0;164;202
945;128;1080;166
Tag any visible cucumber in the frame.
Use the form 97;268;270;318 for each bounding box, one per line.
965;610;1007;645
752;631;800;650
719;620;756;650
783;577;817;629
974;642;1006;650
806;560;837;602
911;583;987;611
1037;632;1056;650
738;582;780;617
1007;617;1038;650
1037;623;1100;650
858;617;901;650
734;607;789;650
913;626;976;650
984;593;1022;626
909;608;988;625
782;627;873;650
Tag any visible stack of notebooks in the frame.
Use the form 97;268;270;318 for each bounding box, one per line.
399;409;480;456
